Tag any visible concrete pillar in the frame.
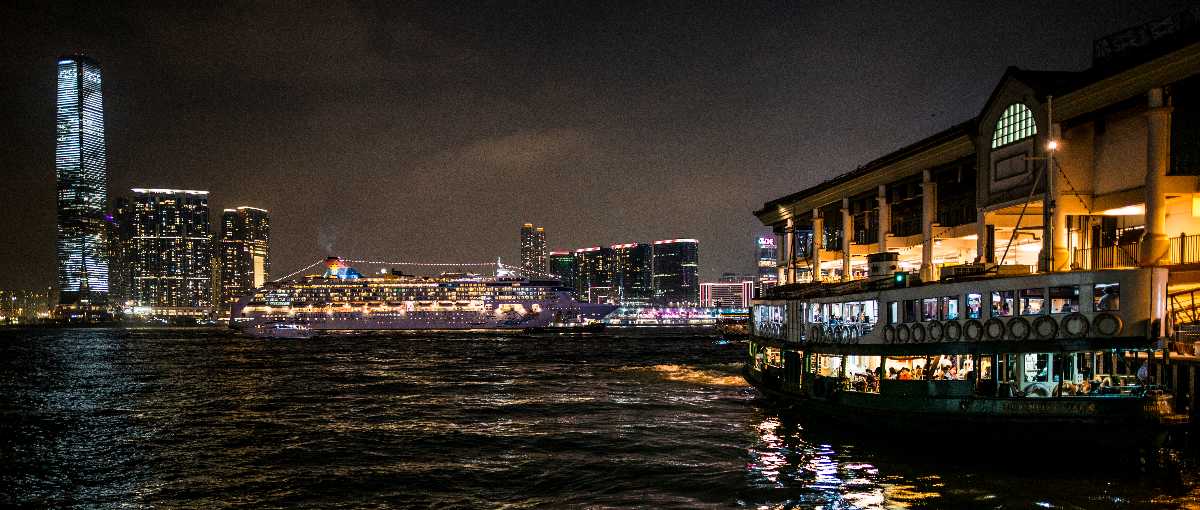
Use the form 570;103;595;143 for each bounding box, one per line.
1142;88;1172;267
921;170;937;281
783;217;795;284
842;198;853;282
877;184;890;253
1052;207;1070;271
976;208;988;264
811;208;823;283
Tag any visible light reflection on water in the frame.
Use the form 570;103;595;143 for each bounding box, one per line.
1;328;1198;508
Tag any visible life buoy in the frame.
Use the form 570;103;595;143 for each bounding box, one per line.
911;323;927;343
841;325;855;344
944;321;963;342
883;324;897;343
1032;315;1058;340
896;323;911;343
1007;316;1031;340
1062;312;1089;338
928;321;945;342
983;318;1006;341
1093;313;1123;336
964;320;983;341
810;325;823;342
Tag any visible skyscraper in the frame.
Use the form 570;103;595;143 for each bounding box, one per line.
548;251;577;296
106;197;135;307
574;246;615;303
652;239;700;305
520;223;548;275
611;243;653;305
219;207;271;312
55;54;108;307
129;189;214;316
756;235;779;295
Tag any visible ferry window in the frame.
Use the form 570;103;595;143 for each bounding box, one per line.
991;290;1015;317
888;302;899;324
1049;286;1079;314
966;293;982;319
941;296;960;320
809;303;822;323
1019;288;1045;315
903;300;919;323
1094;283;1120;311
1023;353;1050;383
921;298;938;321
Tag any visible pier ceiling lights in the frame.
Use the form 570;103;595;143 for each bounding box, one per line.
1099;205;1145;216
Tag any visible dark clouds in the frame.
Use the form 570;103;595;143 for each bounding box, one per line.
0;1;1194;289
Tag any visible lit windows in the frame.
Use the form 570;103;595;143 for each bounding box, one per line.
991;103;1037;149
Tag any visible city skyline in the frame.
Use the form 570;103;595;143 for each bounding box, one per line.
2;2;1195;292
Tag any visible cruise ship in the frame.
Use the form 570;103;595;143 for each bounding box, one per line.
231;258;614;337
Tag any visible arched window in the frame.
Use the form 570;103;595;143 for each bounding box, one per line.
991;103;1037;149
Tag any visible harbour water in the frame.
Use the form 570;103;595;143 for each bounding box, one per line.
2;328;1199;508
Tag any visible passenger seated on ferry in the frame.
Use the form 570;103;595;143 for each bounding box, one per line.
898;368;913;380
1097;286;1120;311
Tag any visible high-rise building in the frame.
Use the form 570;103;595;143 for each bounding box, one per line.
611;243;653;305
129;189;214;316
652;239;699;305
548;251;577;296
756;236;778;291
106;197;135;307
574;246;616;303
520;223;548;275
699;280;755;308
55;54;109;307
219;207;271;312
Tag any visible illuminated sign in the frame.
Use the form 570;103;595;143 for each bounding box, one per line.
757;236;776;248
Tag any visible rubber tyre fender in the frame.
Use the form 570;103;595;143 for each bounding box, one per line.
810;325;823;343
883;324;897;344
910;322;927;343
944;321;963;342
1007;317;1031;341
1032;315;1058;340
896;323;911;343
927;321;945;342
983;318;1006;341
1061;313;1089;338
1093;313;1123;337
841;325;856;344
963;320;984;342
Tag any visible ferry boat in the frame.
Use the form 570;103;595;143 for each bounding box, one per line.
232;258;615;337
745;259;1189;449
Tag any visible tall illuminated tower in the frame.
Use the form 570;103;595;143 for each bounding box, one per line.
55;54;109;306
219;207;271;313
520;223;548;275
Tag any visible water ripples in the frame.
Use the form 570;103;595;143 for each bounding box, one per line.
2;328;1199;508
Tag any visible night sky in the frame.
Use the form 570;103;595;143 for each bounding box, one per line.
0;1;1193;290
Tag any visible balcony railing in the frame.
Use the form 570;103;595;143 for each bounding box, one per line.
1070;233;1200;270
1072;241;1140;270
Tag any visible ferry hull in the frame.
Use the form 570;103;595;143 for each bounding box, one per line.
744;365;1185;449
